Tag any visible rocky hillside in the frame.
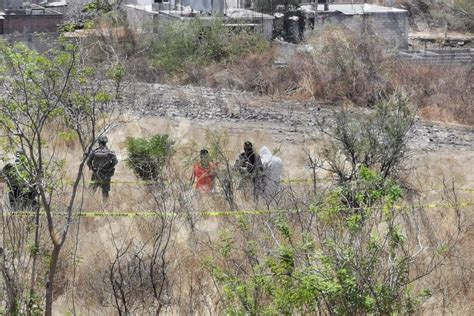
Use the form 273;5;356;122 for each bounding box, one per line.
401;0;474;34
128;83;474;153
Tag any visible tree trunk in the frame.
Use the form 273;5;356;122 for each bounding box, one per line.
0;247;19;314
27;205;41;316
45;244;62;316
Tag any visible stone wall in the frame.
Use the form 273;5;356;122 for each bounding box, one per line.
125;5;274;40
125;5;159;32
327;0;442;5
368;12;408;48
316;11;408;48
398;48;474;65
2;14;63;34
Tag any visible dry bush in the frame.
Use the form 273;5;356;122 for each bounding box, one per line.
303;26;393;106
205;25;393;104
288;53;325;101
193;49;299;96
3;121;470;314
73;216;179;314
228;50;300;95
388;62;474;125
406;186;473;314
171;232;217;314
124;56;163;83
203;167;470;314
401;0;474;33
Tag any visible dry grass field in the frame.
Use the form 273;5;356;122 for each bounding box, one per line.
33;112;472;315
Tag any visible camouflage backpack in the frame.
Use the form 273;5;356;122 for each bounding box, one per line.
92;148;116;177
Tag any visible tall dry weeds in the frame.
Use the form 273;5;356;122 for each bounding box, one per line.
388;62;474;125
195;26;473;126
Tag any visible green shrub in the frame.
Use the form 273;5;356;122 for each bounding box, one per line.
150;19;268;74
318;92;415;185
208;169;433;315
453;0;474;32
225;30;269;60
126;134;174;181
455;0;474;14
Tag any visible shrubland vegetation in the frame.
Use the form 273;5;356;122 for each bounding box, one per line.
126;135;174;181
202;26;472;125
0;39;470;312
65;6;473;125
208;169;432;314
317;93;414;184
205;97;429;314
0;3;472;314
402;0;474;33
0;39;125;315
455;0;474;18
150;20;269;75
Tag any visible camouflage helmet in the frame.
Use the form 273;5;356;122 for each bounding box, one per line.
15;150;26;160
15;150;25;157
98;135;108;145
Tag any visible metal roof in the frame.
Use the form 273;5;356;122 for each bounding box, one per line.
126;4;274;19
299;3;407;15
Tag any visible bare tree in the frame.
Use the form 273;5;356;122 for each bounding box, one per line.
316;92;415;186
99;161;197;314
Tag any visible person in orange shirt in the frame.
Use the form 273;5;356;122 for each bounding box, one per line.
191;149;217;193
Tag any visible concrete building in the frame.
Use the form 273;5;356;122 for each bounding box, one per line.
125;0;274;39
0;0;63;35
44;1;68;15
299;3;408;48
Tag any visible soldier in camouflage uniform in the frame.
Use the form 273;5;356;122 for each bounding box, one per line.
2;151;38;210
234;141;264;200
87;135;118;201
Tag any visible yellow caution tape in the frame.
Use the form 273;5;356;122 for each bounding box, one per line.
200;209;299;217
4;202;473;218
63;179;155;185
60;177;336;185
395;202;474;209
7;209;297;218
282;178;333;184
